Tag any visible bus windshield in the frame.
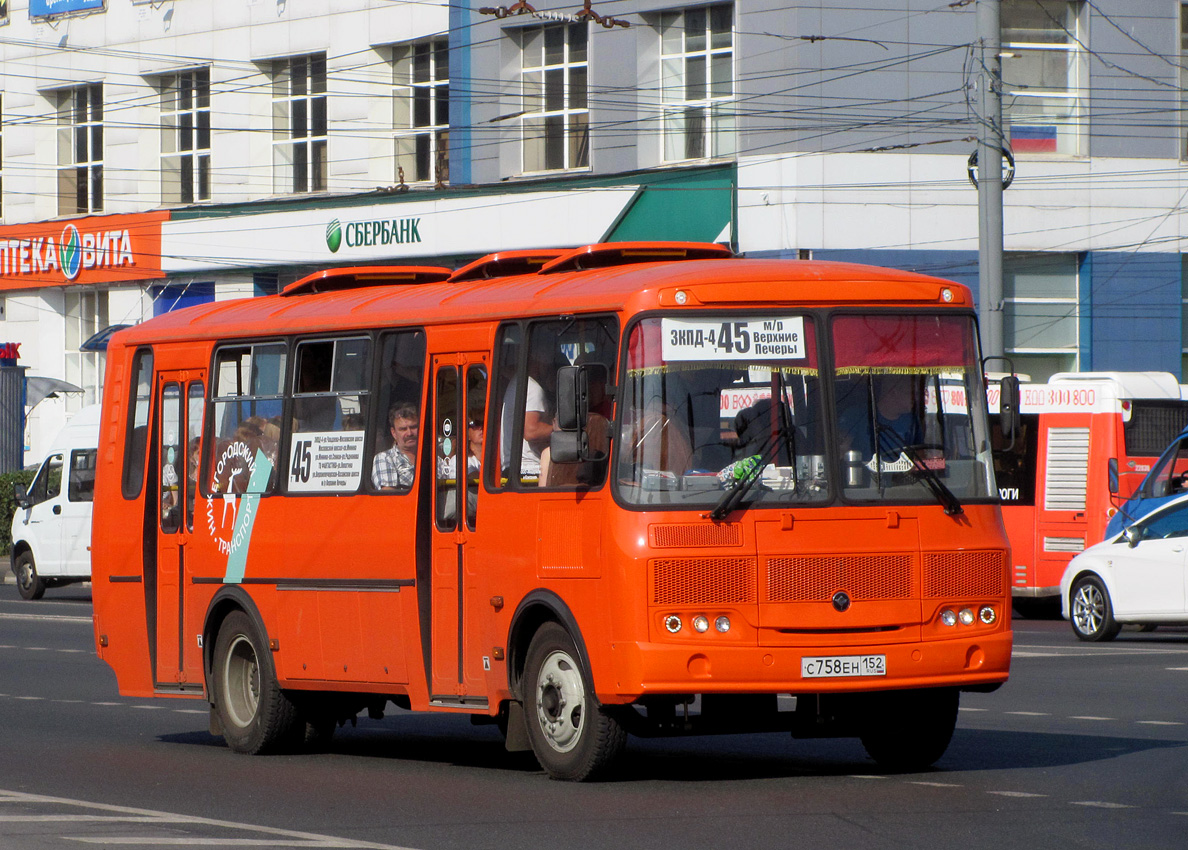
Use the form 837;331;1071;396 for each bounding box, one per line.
616;312;995;510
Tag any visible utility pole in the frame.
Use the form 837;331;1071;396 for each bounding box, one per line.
976;0;1005;359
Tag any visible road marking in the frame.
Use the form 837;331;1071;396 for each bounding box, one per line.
908;781;962;787
1005;711;1049;716
958;707;988;712
1137;720;1185;726
0;613;92;624
1069;716;1114;721
0;788;423;849
1071;801;1134;809
988;791;1046;798
849;775;887;780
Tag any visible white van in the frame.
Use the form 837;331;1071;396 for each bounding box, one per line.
9;405;100;600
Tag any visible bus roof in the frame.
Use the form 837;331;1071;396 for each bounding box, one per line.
113;248;971;347
1046;372;1184;400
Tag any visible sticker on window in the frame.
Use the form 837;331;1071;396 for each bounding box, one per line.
661;317;806;361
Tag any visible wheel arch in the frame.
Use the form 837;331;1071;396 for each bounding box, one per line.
1067;565;1112;605
202;586;267;690
506;589;592;701
9;539;32;570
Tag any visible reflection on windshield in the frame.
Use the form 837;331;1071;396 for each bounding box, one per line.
615;313;996;510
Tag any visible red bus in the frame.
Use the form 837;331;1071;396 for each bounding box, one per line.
989;372;1188;613
92;242;1012;780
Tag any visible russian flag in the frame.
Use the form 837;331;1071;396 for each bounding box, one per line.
1011;124;1057;153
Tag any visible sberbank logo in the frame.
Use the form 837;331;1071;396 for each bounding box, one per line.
60;224;82;280
326;219;343;253
326;216;423;252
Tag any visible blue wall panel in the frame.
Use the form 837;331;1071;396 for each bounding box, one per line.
1083;251;1180;373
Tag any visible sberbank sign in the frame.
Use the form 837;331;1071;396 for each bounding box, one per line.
325;217;422;254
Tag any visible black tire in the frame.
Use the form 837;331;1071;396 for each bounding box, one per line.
522;622;626;781
211;610;303;754
859;687;960;772
15;551;46;601
1069;575;1121;642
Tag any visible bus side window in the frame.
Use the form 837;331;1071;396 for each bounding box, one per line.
208;343;285;496
371;330;426;493
122;348;153;499
69;449;97;502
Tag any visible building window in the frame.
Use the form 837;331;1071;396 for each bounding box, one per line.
64;289;109;410
1181;255;1188;379
0;93;5;219
1182;4;1188;159
1004;253;1079;382
1000;0;1086;156
272;54;327;194
658;4;734;162
519;24;589;173
393;41;449;186
56;84;103;215
161;68;211;204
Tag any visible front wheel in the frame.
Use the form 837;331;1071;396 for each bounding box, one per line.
522;622;626;781
15;551;46;601
211;610;303;754
859;687;959;772
1070;576;1121;642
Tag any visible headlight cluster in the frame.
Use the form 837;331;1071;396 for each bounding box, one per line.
939;606;997;627
664;614;731;635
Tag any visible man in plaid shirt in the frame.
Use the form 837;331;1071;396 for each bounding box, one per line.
372;403;419;489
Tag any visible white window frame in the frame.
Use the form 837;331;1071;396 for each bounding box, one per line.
1004;253;1081;381
519;23;590;174
658;3;735;163
56;84;104;215
160;68;211;204
393;40;450;186
271;54;327;194
1001;0;1087;157
64;288;109;410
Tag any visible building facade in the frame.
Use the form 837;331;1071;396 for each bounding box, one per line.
1;0;1186;462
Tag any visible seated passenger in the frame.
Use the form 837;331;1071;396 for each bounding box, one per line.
627;394;692;476
373;403;419;490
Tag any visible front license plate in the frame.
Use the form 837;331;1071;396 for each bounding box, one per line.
801;654;887;678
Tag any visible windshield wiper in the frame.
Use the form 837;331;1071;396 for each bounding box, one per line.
875;427;964;516
709;374;798;521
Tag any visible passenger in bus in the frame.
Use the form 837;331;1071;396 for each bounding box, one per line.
438;415;483;521
839;374;922;461
540;359;611;487
500;349;554;481
625;393;692;477
373;403;419;490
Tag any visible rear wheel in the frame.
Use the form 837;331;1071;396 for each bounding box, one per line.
859;688;959;772
15;551;46;601
522;622;626;781
211;610;302;754
1070;576;1121;642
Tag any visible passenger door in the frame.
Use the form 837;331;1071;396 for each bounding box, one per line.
154;374;206;688
15;454;65;575
61;448;97;576
429;355;489;703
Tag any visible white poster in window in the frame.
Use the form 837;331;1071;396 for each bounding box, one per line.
661;317;806;361
287;431;365;493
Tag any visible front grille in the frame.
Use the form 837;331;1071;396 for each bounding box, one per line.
650;523;742;548
923;550;1004;598
766;554;913;602
651;557;756;605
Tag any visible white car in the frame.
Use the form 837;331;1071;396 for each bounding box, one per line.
1061;492;1188;641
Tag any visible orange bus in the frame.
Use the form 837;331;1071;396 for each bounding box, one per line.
988;372;1188;613
91;242;1012;780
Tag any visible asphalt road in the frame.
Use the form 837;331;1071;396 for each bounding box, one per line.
1;578;1186;850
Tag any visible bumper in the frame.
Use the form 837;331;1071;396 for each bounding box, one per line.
604;631;1012;701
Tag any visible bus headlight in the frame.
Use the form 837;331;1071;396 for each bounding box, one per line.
940;609;957;627
715;616;731;633
979;606;997;624
958;608;975;626
664;615;683;634
692;615;709;633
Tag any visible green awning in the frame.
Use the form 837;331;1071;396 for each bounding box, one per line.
603;166;735;245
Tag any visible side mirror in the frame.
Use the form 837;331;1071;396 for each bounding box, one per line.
555;365;585;433
1124;525;1143;548
12;483;30;510
550;430;582;465
1107;457;1119;496
999;374;1021;446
